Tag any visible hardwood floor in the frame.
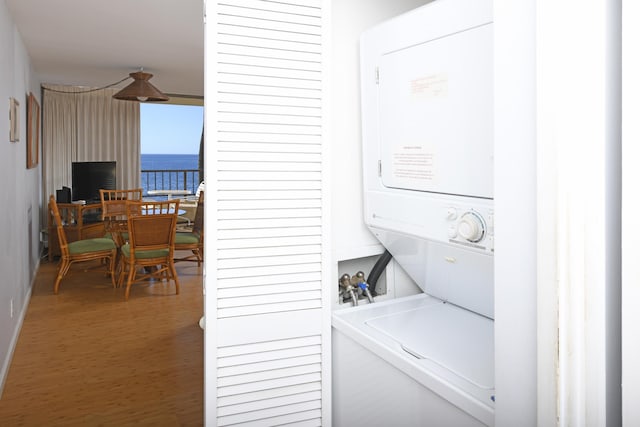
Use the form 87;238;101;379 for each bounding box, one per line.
0;255;204;426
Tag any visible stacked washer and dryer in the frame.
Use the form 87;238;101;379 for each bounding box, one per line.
332;0;495;425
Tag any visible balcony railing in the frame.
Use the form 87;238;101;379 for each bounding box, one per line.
141;169;200;197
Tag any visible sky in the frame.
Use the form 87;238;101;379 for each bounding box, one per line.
140;103;203;154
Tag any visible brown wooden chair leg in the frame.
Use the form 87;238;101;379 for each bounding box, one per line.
54;259;71;294
108;251;117;288
125;265;137;301
118;261;127;289
169;263;180;295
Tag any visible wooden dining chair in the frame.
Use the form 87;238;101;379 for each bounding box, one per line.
48;195;117;294
174;191;204;266
117;199;181;300
99;188;143;217
99;188;143;246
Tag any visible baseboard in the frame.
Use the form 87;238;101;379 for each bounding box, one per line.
0;259;37;399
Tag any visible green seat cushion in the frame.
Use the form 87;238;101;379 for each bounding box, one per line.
175;232;200;245
68;238;116;255
121;244;170;259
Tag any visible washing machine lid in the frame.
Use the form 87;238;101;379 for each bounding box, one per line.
366;301;494;389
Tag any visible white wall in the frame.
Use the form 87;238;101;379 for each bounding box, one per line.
495;0;622;425
537;0;621;424
330;0;429;307
621;1;640;425
493;1;537;424
330;0;431;261
0;0;43;395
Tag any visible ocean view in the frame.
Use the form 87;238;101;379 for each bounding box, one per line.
141;153;199;171
141;153;200;196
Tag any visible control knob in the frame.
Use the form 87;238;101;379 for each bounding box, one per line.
457;211;486;243
446;207;458;220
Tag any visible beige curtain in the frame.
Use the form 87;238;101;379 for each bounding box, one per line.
42;84;140;220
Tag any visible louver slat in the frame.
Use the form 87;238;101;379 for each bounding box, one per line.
212;0;326;424
216;336;323;425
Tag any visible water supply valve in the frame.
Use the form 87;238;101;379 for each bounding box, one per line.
357;281;375;304
339;273;358;306
338;271;376;306
352;271;375;304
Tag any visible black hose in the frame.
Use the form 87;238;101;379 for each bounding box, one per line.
367;250;393;297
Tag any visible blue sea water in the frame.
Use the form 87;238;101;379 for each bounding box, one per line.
141;153;199;170
141;153;200;196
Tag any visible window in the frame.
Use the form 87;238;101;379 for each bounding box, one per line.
140;102;204;197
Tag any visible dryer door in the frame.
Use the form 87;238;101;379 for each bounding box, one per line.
378;22;493;199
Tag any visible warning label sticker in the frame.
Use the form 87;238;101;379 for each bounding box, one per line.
392;147;434;181
410;74;448;99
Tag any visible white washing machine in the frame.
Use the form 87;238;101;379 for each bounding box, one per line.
333;293;493;426
332;0;495;425
332;200;494;426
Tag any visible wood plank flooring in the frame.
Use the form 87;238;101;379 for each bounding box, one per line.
0;255;204;426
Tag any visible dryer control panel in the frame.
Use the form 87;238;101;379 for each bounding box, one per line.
445;205;494;253
366;190;494;256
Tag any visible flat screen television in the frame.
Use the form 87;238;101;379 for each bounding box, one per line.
71;161;117;203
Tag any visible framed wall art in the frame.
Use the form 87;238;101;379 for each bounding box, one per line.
9;97;19;142
26;93;40;169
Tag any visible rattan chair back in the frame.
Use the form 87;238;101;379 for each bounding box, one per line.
174;191;204;265
48;195;117;293
99;188;143;220
192;191;204;237
49;195;70;257
127;202;178;253
118;199;181;300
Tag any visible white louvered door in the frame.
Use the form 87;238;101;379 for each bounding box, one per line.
204;0;331;425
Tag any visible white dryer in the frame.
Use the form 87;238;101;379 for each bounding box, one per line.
332;0;495;425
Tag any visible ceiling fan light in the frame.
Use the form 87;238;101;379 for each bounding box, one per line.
113;71;169;102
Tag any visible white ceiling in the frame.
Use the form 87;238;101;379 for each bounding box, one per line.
6;0;204;97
